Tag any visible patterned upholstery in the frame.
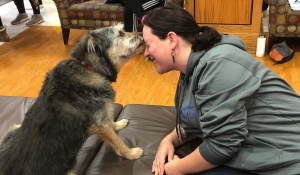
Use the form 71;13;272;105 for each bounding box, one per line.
265;0;300;49
164;0;184;7
53;0;185;45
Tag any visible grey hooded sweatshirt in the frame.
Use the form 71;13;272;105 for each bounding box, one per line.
175;35;300;175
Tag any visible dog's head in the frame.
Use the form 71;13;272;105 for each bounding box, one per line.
71;23;144;81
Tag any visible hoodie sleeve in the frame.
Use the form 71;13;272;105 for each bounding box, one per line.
195;56;261;165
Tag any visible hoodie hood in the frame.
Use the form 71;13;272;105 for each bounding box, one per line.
185;35;247;80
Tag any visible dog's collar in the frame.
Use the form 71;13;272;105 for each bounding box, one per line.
73;59;117;82
79;60;98;74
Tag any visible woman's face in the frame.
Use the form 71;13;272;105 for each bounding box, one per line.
143;25;174;74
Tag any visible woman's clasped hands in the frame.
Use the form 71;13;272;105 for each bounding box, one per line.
152;137;185;175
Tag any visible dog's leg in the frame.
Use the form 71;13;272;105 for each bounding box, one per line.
111;119;128;131
90;124;143;159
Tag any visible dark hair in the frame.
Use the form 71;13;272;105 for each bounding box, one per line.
143;6;222;51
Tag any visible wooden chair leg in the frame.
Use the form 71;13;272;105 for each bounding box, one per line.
61;28;70;45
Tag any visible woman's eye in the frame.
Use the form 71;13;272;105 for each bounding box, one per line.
146;44;150;49
119;31;125;36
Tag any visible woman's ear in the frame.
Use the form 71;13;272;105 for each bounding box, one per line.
167;32;177;49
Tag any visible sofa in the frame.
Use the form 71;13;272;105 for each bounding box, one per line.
0;96;200;175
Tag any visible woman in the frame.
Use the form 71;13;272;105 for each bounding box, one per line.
142;6;300;175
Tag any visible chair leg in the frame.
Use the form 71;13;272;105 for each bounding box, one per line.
61;28;70;45
267;36;277;53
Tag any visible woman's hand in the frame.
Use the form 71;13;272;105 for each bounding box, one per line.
164;155;185;175
152;138;175;175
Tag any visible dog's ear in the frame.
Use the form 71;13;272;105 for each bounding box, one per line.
71;35;90;59
86;34;96;54
115;23;124;31
94;44;104;56
88;32;109;56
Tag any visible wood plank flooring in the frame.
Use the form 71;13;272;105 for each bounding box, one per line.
0;26;299;106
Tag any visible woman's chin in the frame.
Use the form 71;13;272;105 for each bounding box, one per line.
155;67;166;74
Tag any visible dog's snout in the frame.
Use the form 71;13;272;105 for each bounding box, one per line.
138;32;143;37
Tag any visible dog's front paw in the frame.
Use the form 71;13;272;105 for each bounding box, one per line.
125;147;143;160
114;119;128;131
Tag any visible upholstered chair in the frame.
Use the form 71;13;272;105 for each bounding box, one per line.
265;0;300;50
53;0;184;45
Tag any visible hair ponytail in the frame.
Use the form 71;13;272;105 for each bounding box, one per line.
144;6;222;52
192;26;222;51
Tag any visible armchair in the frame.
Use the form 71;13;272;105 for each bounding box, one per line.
53;0;185;45
265;0;300;50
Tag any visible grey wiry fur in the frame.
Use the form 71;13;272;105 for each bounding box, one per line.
0;23;144;175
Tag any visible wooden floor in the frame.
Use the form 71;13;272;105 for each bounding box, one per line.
0;26;299;106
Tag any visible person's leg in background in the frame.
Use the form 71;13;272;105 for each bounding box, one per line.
123;7;140;32
26;0;43;10
0;16;10;42
120;0;143;32
11;0;44;27
262;0;269;17
121;0;162;32
0;17;4;31
105;0;137;31
26;0;45;27
38;0;43;8
106;0;162;32
11;0;30;25
262;0;268;11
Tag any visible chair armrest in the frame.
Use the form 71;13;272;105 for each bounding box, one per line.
52;0;93;9
164;0;184;7
264;0;286;5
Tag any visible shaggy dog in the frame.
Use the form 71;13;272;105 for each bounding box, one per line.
0;23;144;175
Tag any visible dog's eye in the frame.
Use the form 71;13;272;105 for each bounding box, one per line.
119;31;125;37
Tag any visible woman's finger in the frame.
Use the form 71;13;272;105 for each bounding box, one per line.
168;149;174;162
152;158;160;175
173;155;179;159
152;159;155;172
156;159;160;174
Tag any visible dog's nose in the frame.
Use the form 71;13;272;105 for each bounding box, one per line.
138;32;143;37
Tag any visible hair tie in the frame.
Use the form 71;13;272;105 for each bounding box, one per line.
141;15;147;25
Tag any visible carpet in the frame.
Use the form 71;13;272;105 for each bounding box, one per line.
0;0;12;6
